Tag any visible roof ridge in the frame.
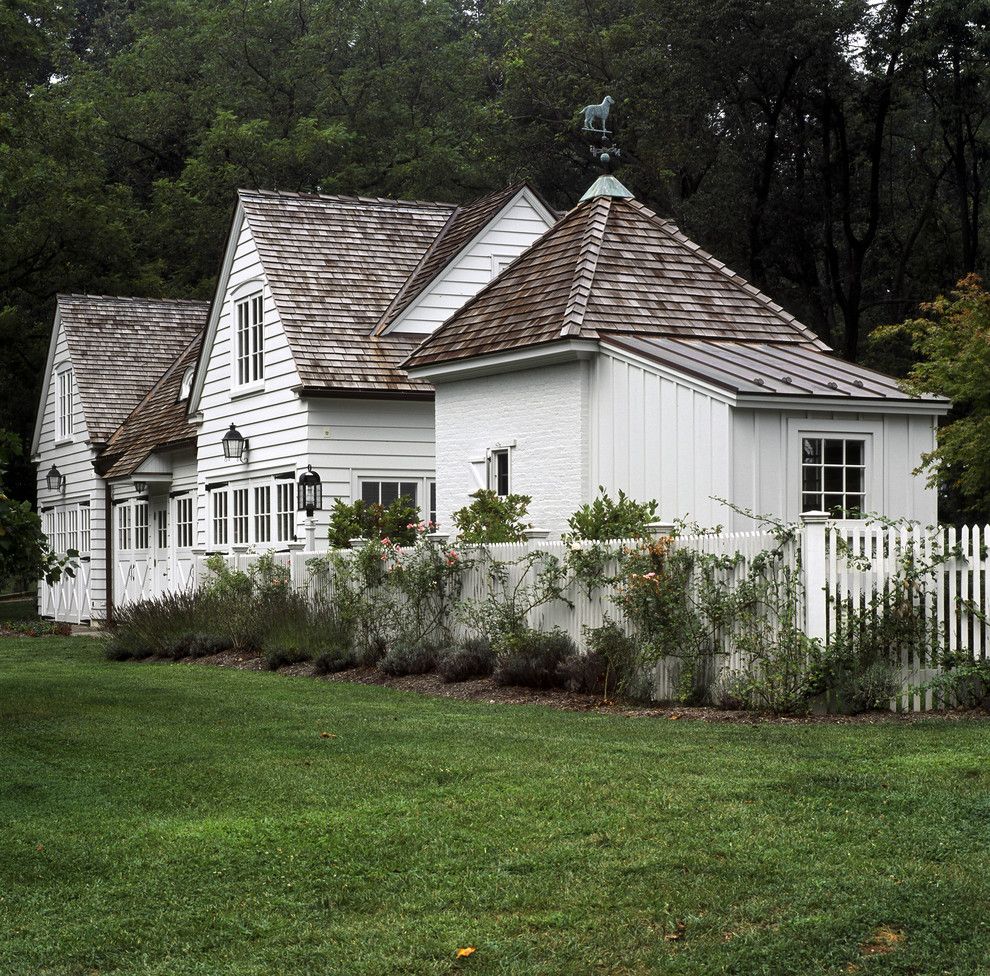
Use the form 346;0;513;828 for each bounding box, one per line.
237;187;457;210
58;293;210;306
622;199;829;349
560;196;611;337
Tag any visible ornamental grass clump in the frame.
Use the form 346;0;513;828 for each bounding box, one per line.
379;641;439;676
437;637;495;683
104;590;221;660
494;628;576;689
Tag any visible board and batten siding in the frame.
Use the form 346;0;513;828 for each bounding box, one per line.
591;348;733;528
195;216;310;545
433;362;591;535
389;193;555;334
34;315;107;620
731;408;938;526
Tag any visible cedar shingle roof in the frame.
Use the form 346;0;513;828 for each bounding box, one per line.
404;195;828;369
239;190;457;394
57;295;209;442
98;334;204;478
604;335;947;402
374;183;541;334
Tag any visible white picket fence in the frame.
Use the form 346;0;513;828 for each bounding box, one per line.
119;518;990;709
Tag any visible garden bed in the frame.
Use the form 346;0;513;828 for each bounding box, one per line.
139;648;990;725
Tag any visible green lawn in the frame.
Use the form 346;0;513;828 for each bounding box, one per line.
2;640;989;976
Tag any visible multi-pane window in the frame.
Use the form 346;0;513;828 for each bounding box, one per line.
276;482;295;542
212;490;229;546
428;481;437;528
80;507;91;555
117;505;131;551
801;437;866;516
66;508;79;554
235;293;264;386
254;486;271;543
134;502;150;550
56;368;74;441
361;480;418;508
156;509;168;549
232;488;249;544
488;449;510;497
175;496;194;548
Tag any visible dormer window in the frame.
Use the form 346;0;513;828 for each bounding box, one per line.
235;292;264;387
56;366;74;442
179;366;194;401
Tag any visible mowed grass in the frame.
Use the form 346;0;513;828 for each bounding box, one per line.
2;640;990;976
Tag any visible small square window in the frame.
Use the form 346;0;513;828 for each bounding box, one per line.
801;436;867;517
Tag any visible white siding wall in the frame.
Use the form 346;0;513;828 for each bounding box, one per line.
195;217;310;547
731;408;938;526
591;350;733;527
433;362;590;535
390;194;553;334
34;317;106;620
307;398;436;535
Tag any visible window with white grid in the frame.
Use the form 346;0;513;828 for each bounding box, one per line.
232;488;249;544
276;482;295;542
212;489;229;546
254;485;271;543
80;507;91;555
56;367;74;441
156;508;168;550
117;505;131;551
55;509;66;554
66;508;78;554
801;437;867;516
175;497;194;548
235;293;264;387
134;502;149;549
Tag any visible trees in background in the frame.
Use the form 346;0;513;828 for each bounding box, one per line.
3;0;990;506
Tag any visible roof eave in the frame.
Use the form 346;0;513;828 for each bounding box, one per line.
405;338;600;384
294;384;435;401
737;393;951;415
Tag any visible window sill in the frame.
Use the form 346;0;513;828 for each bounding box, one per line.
230;382;266;400
54;437;74;448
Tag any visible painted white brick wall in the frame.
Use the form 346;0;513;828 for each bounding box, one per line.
434;362;590;535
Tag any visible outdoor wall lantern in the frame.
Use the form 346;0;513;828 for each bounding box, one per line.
297;465;323;517
46;464;66;492
222;423;248;461
134;481;148;494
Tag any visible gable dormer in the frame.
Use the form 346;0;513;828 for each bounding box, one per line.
376;183;557;336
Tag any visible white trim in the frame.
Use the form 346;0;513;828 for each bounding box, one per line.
382;187;556;335
32;308;63;457
188;204;245;414
600;342;738;406
741;393;949;416
406;339;599;382
787;418;881;520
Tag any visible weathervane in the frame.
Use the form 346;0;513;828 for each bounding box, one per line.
579;94;621;171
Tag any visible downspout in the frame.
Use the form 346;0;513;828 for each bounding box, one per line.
104;480;114;626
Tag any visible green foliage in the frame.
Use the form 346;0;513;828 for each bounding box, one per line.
873;276;990;519
580;620;643;699
929;652;990;708
567;487;658;541
451;490;531;544
379;642;439;676
327;497;419;549
493;627;576;689
0;618;72;638
456;548;569;648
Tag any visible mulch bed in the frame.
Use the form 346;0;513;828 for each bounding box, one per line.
138;648;990;725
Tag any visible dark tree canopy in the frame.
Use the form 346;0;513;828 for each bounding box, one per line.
3;0;990;506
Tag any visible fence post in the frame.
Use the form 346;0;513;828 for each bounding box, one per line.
801;512;829;644
645;520;676;537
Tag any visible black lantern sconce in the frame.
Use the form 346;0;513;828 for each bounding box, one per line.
297;465;323;517
46;464;66;492
222;423;249;461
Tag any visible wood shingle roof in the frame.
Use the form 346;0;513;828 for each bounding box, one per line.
238;189;457;395
97;334;203;479
403;194;828;370
57;295;209;443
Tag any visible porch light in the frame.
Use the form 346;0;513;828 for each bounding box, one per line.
45;464;65;492
134;481;147;494
297;465;323;517
221;423;248;461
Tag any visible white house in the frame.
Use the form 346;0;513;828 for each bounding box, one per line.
33;174;947;623
403;177;949;534
33;183;557;621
